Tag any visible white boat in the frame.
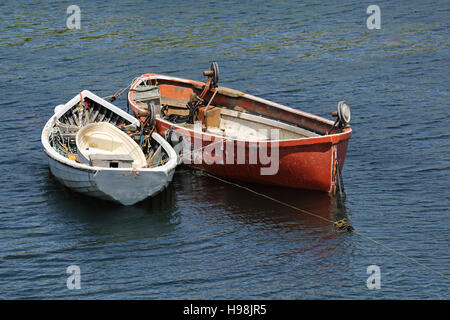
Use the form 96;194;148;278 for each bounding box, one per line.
41;90;178;205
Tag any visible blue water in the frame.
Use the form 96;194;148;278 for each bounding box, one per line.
0;0;449;299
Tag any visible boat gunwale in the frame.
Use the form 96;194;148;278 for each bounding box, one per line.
128;73;352;146
57;90;141;127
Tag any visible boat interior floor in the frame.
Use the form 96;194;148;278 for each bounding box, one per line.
160;105;321;141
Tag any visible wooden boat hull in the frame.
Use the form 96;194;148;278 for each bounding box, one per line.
128;74;352;193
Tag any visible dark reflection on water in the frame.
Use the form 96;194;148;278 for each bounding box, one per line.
0;0;449;299
42;172;180;244
180;169;344;229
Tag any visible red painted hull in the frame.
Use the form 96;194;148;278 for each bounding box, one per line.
128;74;352;193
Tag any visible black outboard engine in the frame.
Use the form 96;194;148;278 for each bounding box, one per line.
132;84;161;127
328;101;351;134
336;101;351;128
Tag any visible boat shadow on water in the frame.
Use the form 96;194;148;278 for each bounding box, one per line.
43;171;177;212
42;166;350;239
174;167;350;234
42;170;181;243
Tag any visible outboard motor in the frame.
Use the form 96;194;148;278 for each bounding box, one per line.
203;61;219;88
336;101;351;127
185;62;220;125
328;101;351;134
131;84;161;125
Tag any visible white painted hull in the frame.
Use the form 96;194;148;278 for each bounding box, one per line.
46;151;175;205
42;91;178;205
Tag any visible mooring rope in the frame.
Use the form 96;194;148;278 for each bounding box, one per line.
196;169;450;282
103;77;140;102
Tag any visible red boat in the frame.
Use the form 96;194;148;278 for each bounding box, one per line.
127;63;352;194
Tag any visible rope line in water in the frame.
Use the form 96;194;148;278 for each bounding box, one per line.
198;169;450;282
165;128;449;282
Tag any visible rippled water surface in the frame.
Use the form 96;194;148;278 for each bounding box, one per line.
0;0;449;299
